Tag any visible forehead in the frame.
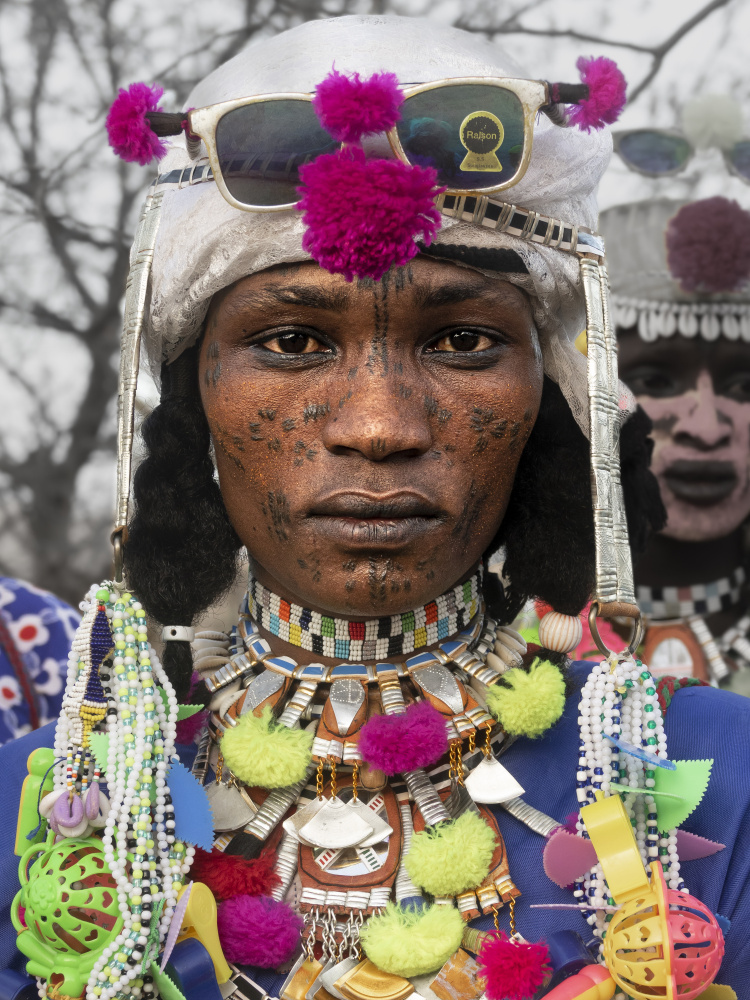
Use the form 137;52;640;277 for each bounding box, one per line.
618;330;750;375
210;256;531;319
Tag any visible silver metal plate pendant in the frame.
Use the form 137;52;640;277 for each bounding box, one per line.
205;780;257;832
444;778;480;818
328;678;366;735
282;795;327;839
298;796;375;849
464;755;525;804
411;663;464;714
239;669;285;715
318;956;361;1000
346;799;393;847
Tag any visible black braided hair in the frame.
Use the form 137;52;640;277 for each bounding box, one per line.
124;346;241;701
481;377;665;678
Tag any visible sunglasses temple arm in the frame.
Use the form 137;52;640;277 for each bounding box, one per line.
145;111;188;136
540;82;589;126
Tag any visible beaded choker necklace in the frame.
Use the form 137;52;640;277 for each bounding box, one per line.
247;569;482;661
636;566;746;620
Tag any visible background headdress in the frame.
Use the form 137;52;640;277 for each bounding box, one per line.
600;196;750;342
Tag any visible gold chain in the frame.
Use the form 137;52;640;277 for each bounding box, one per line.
316;758;325;800
215;750;224;784
329;756;337;799
484;724;493;758
492;905;499;932
449;740;465;786
351;759;359;802
509;895;517;938
468;730;476;754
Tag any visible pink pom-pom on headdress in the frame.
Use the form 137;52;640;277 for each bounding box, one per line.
478;933;551;1000
217;894;303;967
567;56;626;132
106;82;166;165
358;698;448;774
666;196;750;294
313;69;403;143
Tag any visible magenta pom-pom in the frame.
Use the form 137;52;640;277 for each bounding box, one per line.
358;699;448;775
106;82;166;165
176;708;208;745
313;69;403;143
666;196;750;293
217;895;303;967
567;56;626;132
478;933;551;1000
298;146;441;282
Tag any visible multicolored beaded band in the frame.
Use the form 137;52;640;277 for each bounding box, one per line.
637;566;746;620
246;570;482;661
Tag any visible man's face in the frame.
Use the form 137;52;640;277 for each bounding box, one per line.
198;257;543;617
619;331;750;541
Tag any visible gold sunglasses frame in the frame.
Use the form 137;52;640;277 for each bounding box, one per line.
187;76;550;213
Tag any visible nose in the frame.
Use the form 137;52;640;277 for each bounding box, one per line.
320;372;433;461
673;371;732;451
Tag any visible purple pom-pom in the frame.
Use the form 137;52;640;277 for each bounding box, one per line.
217;895;303;967
106;82;166;165
313;69;403;143
567;56;626;132
666;196;750;293
297;146;442;282
478;933;551;1000
359;699;448;775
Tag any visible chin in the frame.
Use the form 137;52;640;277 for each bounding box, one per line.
660;497;750;542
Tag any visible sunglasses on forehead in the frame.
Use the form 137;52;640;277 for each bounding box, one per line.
145;75;596;212
613;128;750;184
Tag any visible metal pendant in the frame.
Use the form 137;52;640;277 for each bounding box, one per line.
464;756;525;804
346;799;393;847
444;778;480;818
335;959;414;1000
328;678;366;735
298;797;375;849
411;664;464;714
239;669;286;715
205;779;256;832
319;957;361;1000
283;795;327;839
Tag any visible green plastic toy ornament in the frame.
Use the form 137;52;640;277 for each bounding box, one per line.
12;836;123;999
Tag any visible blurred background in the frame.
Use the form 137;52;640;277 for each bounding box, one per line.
0;0;748;606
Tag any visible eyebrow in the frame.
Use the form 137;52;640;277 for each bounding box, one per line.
413;278;515;310
245;284;353;311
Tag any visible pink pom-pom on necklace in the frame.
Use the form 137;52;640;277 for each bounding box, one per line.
313;68;403;143
217;894;303;967
358;698;448;775
567;56;626;132
666;196;750;293
478;933;551;1000
106;81;166;165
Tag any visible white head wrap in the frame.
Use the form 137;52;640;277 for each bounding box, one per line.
144;14;614;435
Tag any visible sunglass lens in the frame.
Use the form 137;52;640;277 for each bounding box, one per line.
617;131;691;175
727;140;750;182
396;84;526;191
215;100;338;207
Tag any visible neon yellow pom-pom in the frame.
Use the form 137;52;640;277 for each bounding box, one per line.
405;811;495;896
485;658;565;738
221;706;313;788
360;903;464;977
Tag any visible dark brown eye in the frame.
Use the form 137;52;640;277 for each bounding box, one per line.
263;332;325;354
430;330;494;353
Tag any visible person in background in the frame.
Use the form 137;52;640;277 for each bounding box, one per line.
600;195;750;688
0;576;78;742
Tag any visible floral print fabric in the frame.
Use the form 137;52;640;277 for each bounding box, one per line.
0;577;79;744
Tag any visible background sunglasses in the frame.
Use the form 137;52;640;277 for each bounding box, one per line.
613;128;750;183
168;77;579;212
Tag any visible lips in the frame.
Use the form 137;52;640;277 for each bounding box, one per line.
662;460;738;506
307;491;444;548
